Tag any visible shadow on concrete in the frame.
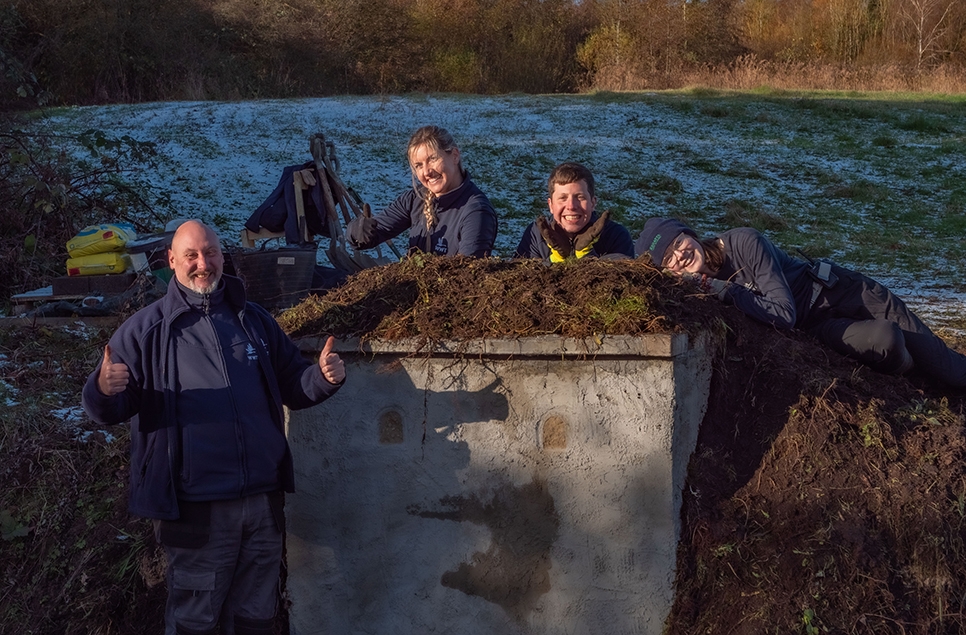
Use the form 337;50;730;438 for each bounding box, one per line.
407;476;560;623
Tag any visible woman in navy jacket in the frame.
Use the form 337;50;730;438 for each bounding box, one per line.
636;217;966;386
347;125;497;258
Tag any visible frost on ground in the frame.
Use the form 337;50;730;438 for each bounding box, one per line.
50;404;117;443
38;94;966;331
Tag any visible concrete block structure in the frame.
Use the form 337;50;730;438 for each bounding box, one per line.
285;334;712;635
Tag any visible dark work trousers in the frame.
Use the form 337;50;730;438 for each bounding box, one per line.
154;493;282;635
803;265;966;386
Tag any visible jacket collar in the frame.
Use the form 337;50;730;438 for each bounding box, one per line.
436;175;471;208
162;273;248;323
415;174;472;208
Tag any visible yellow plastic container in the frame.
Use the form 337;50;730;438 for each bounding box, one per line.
66;252;132;276
67;224;136;258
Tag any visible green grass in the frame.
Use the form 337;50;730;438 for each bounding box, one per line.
825;179;891;203
872;134;897;147
687;157;721;173
626;173;684;194
896;113;951;133
717;200;788;232
939;139;966;154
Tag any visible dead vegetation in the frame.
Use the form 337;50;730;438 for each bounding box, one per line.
3;255;966;634
0;323;165;633
279;255;720;343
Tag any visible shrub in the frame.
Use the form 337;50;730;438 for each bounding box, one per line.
0;123;171;304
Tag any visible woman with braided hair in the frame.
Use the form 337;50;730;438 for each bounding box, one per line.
346;126;498;258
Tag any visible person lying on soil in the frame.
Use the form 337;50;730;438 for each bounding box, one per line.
346;125;498;257
636;217;966;387
81;220;346;635
514;161;634;262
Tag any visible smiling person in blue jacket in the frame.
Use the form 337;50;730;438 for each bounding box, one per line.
636;217;966;387
82;220;346;635
514;161;634;262
346;125;498;258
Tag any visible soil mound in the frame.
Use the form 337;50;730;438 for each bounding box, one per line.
279;255;723;342
671;310;966;634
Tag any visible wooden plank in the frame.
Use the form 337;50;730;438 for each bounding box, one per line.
240;227;286;248
0;316;121;329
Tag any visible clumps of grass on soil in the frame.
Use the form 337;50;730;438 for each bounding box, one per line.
279;255;721;344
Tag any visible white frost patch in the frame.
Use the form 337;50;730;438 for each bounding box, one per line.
61;322;97;339
51;405;86;423
51;405;117;443
3;377;18;404
76;429;117;444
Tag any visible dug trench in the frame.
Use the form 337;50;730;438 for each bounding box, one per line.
3;256;965;634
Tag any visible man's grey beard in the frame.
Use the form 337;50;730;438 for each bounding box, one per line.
187;271;222;294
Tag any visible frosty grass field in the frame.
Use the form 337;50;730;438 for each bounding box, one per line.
37;92;966;331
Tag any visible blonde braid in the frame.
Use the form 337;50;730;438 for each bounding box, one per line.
422;189;438;232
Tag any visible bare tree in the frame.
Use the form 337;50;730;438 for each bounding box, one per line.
899;0;956;72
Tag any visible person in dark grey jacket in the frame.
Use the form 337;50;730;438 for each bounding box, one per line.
346;125;497;258
515;162;634;262
636;217;966;386
82;220;345;635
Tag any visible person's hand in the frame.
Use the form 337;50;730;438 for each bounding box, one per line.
676;271;731;300
573;211;609;258
347;206;377;248
702;275;730;300
535;216;572;263
97;344;130;396
680;273;729;300
678;271;701;283
318;336;345;384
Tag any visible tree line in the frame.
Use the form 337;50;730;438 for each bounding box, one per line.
1;0;965;107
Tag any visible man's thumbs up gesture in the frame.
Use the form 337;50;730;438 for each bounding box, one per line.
97;345;130;396
318;336;345;385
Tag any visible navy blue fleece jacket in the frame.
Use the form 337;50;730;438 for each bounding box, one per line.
82;274;341;520
349;177;497;257
712;227;814;329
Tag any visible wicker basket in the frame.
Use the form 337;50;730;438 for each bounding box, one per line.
231;246;318;310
